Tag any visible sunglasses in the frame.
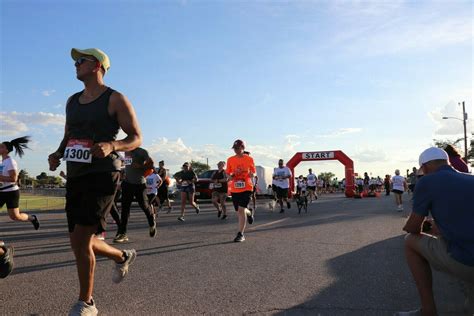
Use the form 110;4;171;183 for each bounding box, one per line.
75;57;96;66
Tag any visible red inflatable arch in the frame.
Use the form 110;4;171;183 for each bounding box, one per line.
286;150;355;198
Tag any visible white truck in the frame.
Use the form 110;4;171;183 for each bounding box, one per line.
255;165;273;196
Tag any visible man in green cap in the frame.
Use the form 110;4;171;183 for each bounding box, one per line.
48;48;142;316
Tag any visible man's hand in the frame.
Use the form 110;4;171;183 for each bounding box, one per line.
91;142;114;158
48;152;62;171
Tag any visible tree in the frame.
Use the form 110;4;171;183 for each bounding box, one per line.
18;169;28;186
190;160;210;176
318;172;335;183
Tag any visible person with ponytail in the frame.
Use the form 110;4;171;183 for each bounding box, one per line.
0;136;40;279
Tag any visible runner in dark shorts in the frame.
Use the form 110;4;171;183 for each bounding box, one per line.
0;136;39;279
48;47;139;315
226;139;256;242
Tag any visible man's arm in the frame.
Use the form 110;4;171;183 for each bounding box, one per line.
91;92;142;158
403;212;425;233
48;124;69;171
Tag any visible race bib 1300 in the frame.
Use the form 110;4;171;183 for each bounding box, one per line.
63;139;93;163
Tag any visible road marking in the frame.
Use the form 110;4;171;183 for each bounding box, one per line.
248;218;289;230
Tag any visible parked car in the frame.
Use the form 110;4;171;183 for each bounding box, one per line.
195;169;217;199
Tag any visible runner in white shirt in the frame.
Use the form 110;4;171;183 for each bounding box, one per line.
272;159;292;213
0;136;40;279
306;168;318;203
391;169;407;211
146;169;162;216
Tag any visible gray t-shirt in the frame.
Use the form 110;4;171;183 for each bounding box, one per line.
123;148;150;185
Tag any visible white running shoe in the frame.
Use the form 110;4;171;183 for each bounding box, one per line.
112;249;137;284
68;299;98;316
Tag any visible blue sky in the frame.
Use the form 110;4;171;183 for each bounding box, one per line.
1;0;472;178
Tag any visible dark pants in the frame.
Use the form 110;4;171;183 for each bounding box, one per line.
158;184;168;205
118;181;155;234
385;184;390;195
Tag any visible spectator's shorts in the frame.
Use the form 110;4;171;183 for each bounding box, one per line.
0;190;20;209
392;189;404;195
307;186;316;191
231;191;252;211
66;172;119;233
275;186;289;199
413;235;474;284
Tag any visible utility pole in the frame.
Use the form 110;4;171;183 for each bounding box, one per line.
461;101;468;163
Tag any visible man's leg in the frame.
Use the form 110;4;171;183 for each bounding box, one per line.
220;193;227;216
118;183;134;235
238;206;247;233
180;192;186;218
135;186;155;226
69;225;99;303
404;234;437;315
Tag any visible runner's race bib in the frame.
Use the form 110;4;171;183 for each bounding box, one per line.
63;139;92;163
211;183;222;189
234;181;245;189
181;180;189;186
124;153;133;166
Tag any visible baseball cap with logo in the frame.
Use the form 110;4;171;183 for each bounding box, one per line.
71;48;110;73
232;139;246;149
418;147;449;167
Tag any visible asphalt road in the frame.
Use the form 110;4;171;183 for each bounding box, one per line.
0;193;466;315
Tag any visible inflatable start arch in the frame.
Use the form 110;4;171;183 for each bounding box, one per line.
286;150;355;198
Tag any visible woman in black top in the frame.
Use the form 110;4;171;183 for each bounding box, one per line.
174;162;199;221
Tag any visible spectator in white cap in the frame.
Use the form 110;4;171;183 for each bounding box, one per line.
396;147;474;316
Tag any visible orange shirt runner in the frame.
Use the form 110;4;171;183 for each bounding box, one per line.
226;155;256;193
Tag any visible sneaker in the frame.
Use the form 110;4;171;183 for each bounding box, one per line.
149;222;157;238
221;214;227;220
0;246;14;279
31;215;40;230
233;232;245;242
247;210;254;225
112;249;137;283
287;202;291;209
68;299;98;316
195;205;200;214
113;234;129;243
393;308;421;316
178;216;185;222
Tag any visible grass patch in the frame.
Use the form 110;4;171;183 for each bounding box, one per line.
0;193;65;212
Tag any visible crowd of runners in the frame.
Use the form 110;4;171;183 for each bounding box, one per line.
1;47;473;316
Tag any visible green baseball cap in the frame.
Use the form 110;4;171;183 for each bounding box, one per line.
71;48;110;73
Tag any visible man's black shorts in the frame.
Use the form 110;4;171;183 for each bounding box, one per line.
275;186;289;199
0;190;20;209
231;191;252;211
66;172;119;233
307;185;316;191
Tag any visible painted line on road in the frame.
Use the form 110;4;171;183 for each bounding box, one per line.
247;218;289;231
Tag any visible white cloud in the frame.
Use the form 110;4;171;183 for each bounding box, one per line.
42;89;56;97
0;111;65;137
352;147;388;163
318;127;363;138
325;2;472;57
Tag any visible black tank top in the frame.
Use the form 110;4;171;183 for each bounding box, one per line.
65;87;121;177
211;170;228;193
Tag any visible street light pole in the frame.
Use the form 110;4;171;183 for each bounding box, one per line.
461;101;468;163
442;101;469;163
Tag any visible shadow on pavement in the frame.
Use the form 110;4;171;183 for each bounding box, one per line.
274;235;465;316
